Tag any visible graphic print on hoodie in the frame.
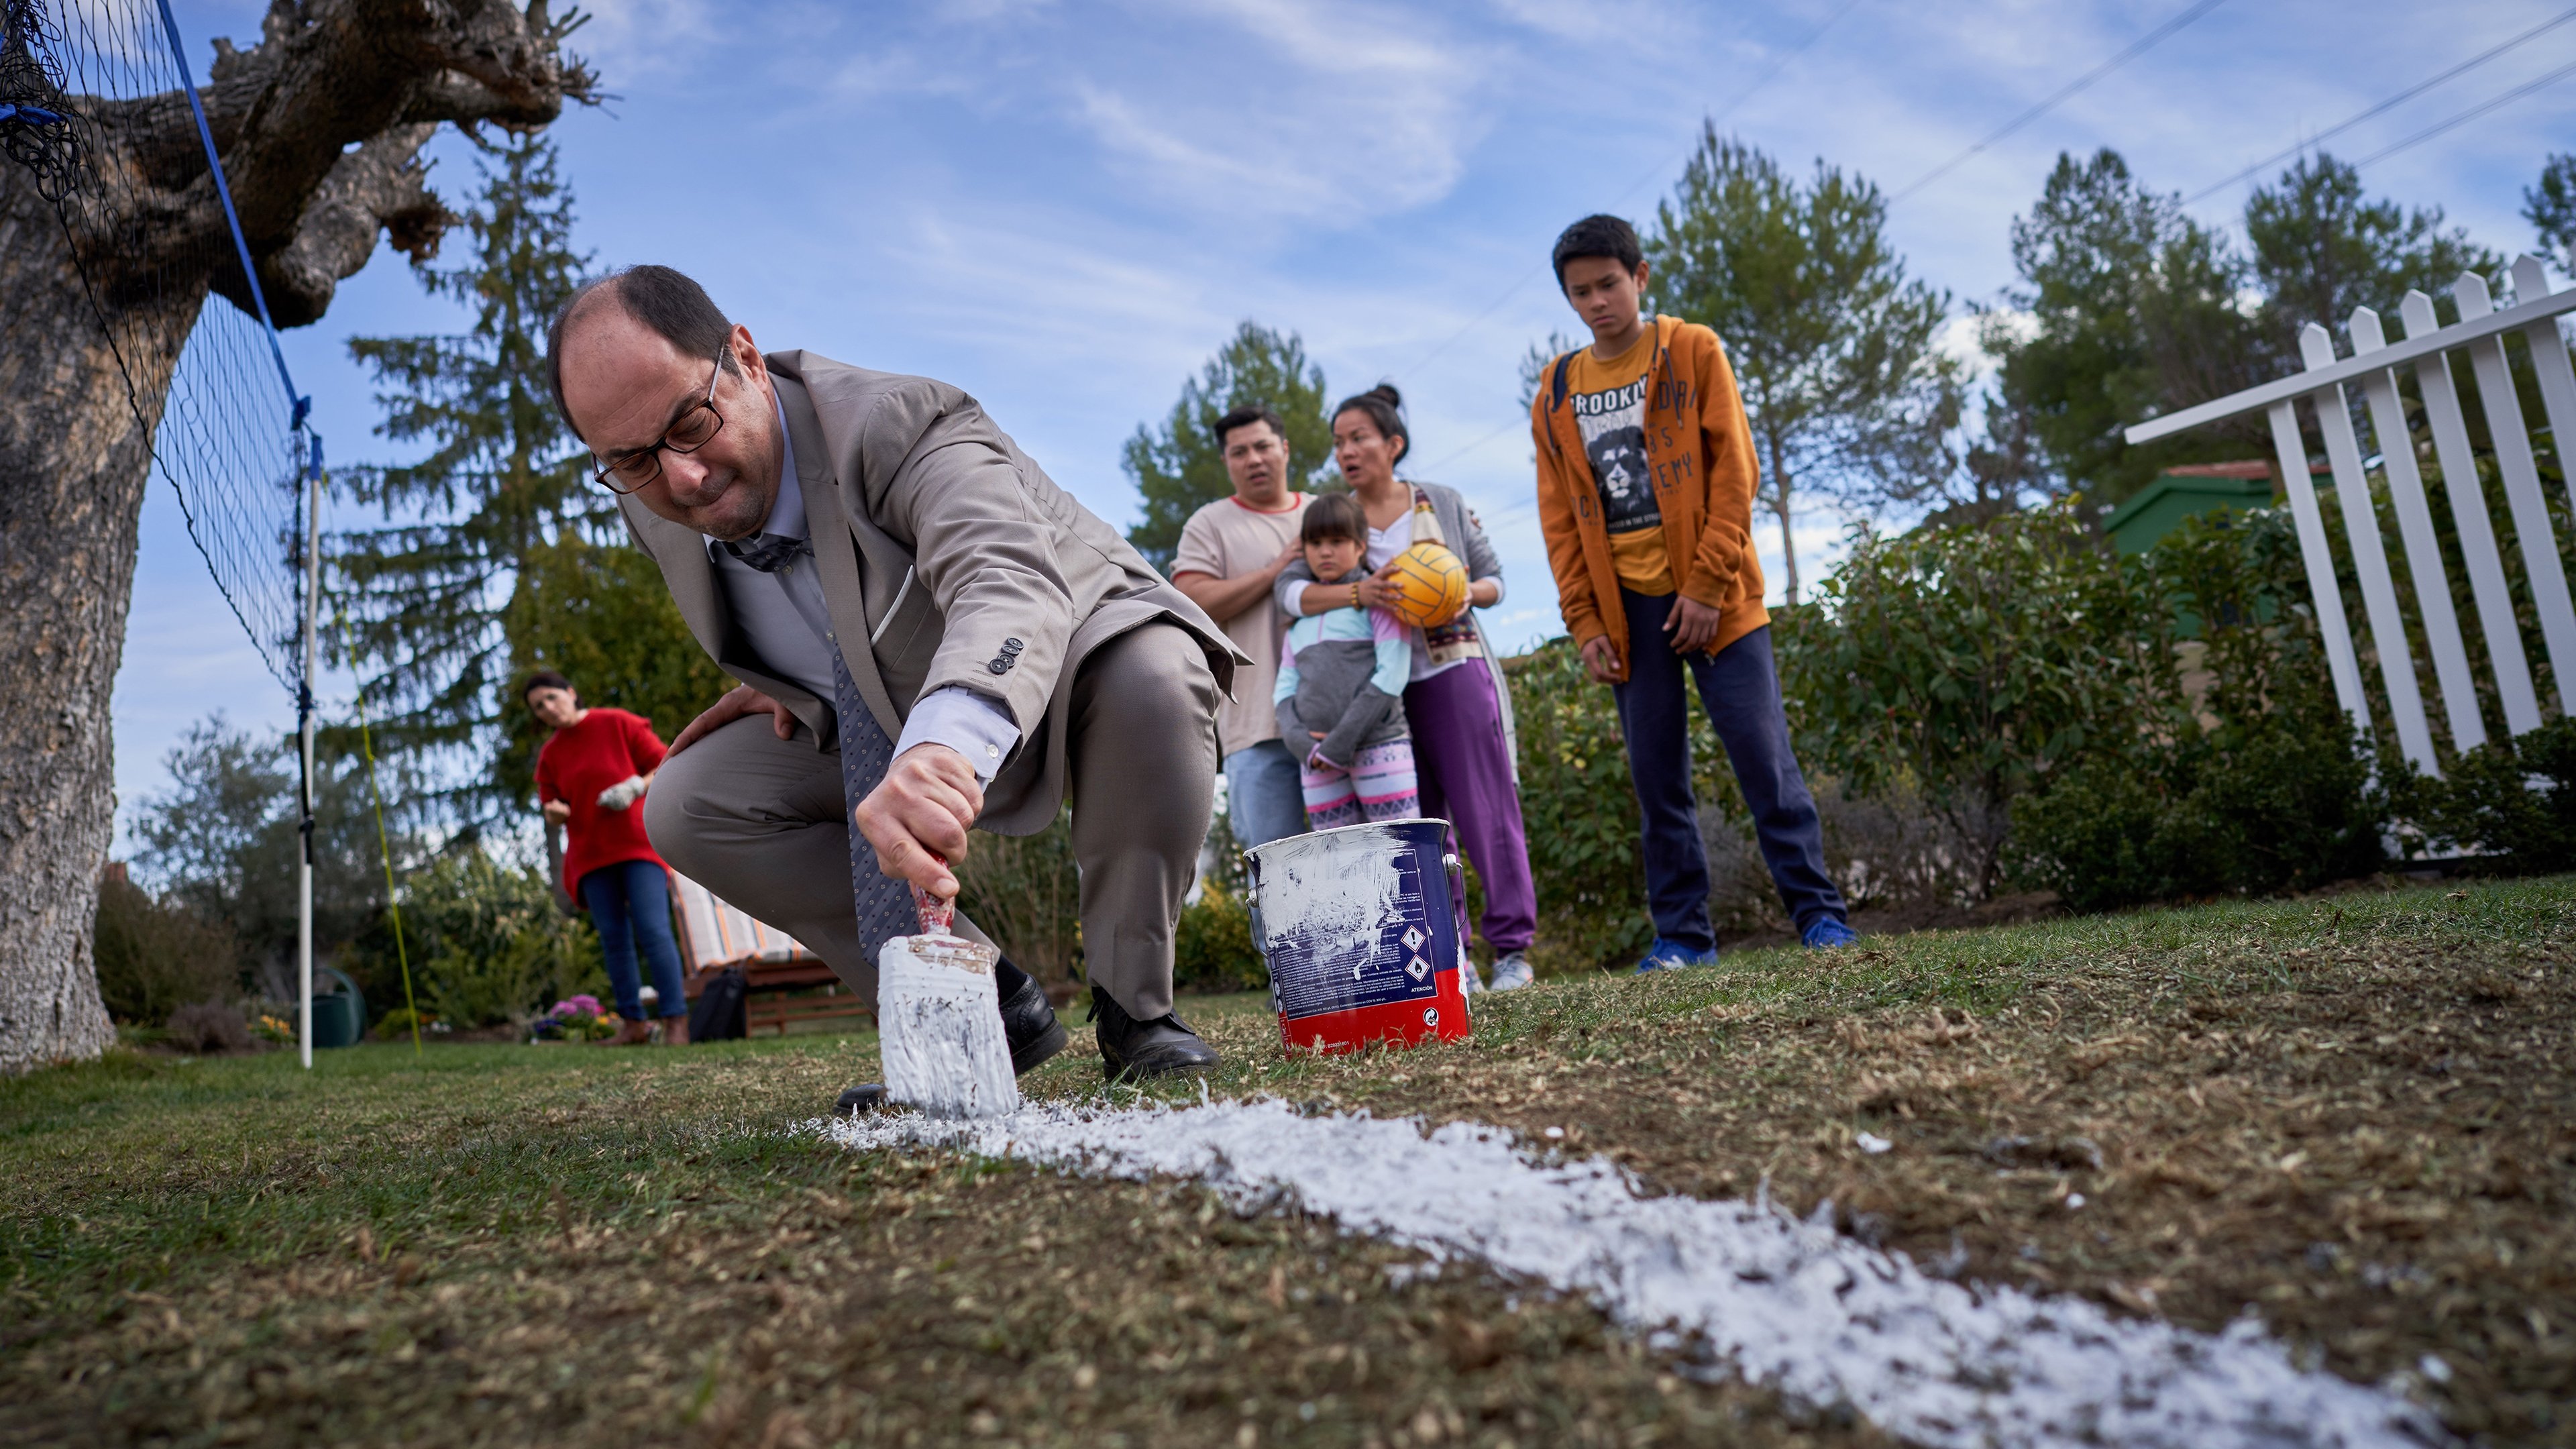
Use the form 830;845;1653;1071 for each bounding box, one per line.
1566;328;1674;596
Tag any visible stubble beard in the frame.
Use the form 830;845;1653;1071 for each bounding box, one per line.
696;406;784;542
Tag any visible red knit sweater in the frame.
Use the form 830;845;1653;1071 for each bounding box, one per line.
535;708;669;891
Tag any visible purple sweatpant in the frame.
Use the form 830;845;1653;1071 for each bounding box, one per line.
1404;658;1537;955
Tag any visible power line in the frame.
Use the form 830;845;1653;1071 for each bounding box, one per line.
2183;5;2576;203
1698;0;1871;136
1889;0;2231;205
1396;0;1867;383
2350;53;2576;170
1415;415;1526;477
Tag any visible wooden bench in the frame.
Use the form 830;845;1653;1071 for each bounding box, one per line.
681;960;870;1037
668;869;874;1038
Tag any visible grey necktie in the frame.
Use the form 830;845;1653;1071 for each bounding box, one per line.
728;536;921;964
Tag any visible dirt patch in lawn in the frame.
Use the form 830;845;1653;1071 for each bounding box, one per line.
1086;881;2576;1446
1;1151;1887;1449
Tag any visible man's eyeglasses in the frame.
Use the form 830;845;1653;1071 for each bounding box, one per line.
592;346;729;494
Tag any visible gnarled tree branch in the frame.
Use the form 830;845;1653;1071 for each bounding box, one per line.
261;121;445;324
117;0;596;326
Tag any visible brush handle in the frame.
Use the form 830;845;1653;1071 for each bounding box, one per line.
911;852;955;936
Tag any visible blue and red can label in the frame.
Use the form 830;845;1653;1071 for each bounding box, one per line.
1244;819;1471;1054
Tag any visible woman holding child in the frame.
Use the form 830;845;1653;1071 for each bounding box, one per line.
1274;386;1539;992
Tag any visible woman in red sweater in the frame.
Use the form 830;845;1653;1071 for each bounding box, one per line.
528;672;688;1046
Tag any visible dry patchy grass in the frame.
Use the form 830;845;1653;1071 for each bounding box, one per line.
1094;876;2576;1445
4;875;2570;1446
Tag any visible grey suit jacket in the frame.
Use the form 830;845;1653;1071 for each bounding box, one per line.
617;350;1244;835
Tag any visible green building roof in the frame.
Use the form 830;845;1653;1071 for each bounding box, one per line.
2101;464;2277;555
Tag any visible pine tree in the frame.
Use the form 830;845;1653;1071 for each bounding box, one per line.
2244;154;2498;347
495;532;730;804
1645;127;1950;603
2527;154;2576;258
1982;150;2259;508
1123;323;1337;572
334;131;724;821
1982;149;2500;508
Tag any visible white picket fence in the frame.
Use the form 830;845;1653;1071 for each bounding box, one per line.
2124;252;2576;775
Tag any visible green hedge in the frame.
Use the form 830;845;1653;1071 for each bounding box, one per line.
351;848;604;1028
969;496;2573;979
1174;881;1265;994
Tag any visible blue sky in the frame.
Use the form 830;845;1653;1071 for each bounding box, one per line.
114;0;2576;833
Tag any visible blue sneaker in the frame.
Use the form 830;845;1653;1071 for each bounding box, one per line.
1801;916;1860;950
1633;936;1716;974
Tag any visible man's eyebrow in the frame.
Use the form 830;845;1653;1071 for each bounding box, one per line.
600;384;703;462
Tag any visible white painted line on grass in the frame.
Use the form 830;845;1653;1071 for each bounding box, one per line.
823;1098;2444;1449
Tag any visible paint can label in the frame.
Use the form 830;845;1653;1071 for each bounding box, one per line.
1246;820;1471;1054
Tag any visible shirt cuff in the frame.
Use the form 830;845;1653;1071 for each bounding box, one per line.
893;686;1020;784
1482;575;1504;606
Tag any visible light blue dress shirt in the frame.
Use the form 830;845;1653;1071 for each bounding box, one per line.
702;395;1019;784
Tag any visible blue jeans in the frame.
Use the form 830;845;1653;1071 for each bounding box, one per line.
1224;738;1309;849
579;859;688;1020
1611;600;1846;950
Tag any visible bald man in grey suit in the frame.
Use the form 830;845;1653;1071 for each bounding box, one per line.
547;266;1244;1091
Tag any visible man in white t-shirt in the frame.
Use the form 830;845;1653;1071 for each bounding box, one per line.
1171;407;1313;849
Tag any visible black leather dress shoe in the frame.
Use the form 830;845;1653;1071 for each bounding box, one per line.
834;963;1069;1115
1089;985;1220;1082
998;969;1070;1075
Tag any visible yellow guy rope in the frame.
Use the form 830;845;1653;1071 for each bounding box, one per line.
334;600;423;1055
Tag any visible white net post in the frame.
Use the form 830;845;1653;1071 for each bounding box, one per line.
297;456;320;1069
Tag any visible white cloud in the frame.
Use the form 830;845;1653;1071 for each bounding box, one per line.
562;0;742;84
1937;308;2033;375
1481;0;1700;47
1054;0;1497;223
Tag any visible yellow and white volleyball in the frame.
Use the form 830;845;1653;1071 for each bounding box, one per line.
1385;541;1469;629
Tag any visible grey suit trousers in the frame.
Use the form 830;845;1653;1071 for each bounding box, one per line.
645;623;1217;1021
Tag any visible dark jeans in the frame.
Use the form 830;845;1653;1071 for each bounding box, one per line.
1611;596;1846;951
580;858;688;1020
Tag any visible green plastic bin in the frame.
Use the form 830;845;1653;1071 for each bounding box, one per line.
312;966;368;1049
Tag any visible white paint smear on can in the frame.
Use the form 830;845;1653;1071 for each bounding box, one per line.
824;1098;2442;1449
1246;822;1408;978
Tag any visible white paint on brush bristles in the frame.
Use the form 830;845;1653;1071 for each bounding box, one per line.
824;1097;2443;1449
873;934;1018;1119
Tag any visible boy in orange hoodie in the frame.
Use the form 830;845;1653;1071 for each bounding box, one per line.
1530;215;1854;969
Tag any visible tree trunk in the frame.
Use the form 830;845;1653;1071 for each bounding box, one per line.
0;181;187;1069
1766;438;1799;606
0;0;591;1071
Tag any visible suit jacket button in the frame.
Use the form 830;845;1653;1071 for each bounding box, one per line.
1002;637;1024;653
987;658;1010;675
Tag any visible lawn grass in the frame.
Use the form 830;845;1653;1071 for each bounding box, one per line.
3;875;2569;1447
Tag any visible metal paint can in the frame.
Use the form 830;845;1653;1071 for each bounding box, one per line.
1242;818;1470;1054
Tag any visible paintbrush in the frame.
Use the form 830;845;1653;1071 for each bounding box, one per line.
877;853;1018;1118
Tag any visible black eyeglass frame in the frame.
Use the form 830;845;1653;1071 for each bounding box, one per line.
592;345;729;495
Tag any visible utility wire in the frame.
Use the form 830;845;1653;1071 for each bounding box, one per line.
2184;5;2576;202
2350;54;2576;170
1889;0;2231;204
1415;416;1527;477
1397;0;1866;383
